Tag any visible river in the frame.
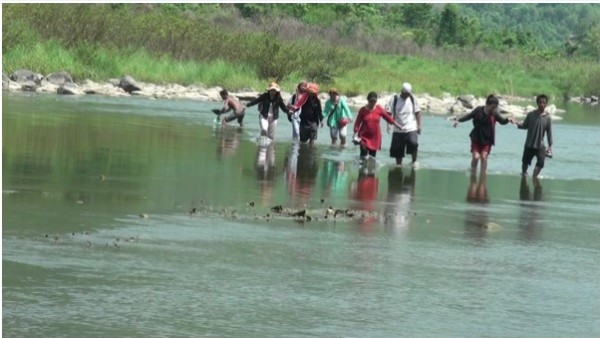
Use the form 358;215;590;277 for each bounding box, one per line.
3;91;600;337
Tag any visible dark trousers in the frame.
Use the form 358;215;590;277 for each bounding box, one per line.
360;146;377;158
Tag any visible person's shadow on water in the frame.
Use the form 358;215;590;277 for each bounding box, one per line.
518;176;544;242
384;167;417;235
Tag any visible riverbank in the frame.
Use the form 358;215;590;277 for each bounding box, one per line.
4;71;577;121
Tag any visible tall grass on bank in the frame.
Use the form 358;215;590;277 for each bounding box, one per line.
2;41;266;89
2;4;364;84
4;38;600;100
327;53;600;99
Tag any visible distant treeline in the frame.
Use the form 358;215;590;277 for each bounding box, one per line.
232;3;600;59
2;4;599;97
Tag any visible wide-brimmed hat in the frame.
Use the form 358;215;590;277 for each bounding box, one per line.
267;82;280;92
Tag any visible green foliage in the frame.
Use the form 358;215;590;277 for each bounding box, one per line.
583;23;600;61
2;3;599;97
462;3;600;50
400;4;434;29
2;4;361;84
435;4;461;46
584;70;600;97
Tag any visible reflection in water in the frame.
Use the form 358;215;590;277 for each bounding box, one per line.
384;167;416;234
284;142;300;196
255;143;276;204
518;176;544;242
464;173;490;242
284;143;319;207
319;159;349;202
216;127;242;160
350;166;379;232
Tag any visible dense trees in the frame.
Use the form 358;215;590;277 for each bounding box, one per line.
229;3;600;60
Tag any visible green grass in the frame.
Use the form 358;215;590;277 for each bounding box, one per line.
3;3;598;99
3;39;599;99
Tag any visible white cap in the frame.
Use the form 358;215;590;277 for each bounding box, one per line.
401;82;412;93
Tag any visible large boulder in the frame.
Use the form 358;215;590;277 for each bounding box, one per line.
21;81;38;92
57;82;83;95
82;79;130;97
449;101;469;115
118;75;141;93
457;94;476;109
10;69;43;85
39;81;59;93
46;71;73;85
424;96;448;114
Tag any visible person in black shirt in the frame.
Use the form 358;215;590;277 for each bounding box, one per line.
246;82;290;140
298;83;323;146
453;95;515;176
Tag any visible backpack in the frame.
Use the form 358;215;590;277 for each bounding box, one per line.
391;93;417;119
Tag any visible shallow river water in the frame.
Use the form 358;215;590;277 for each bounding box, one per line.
3;92;600;337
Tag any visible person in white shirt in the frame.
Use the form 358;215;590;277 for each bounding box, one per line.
385;82;422;167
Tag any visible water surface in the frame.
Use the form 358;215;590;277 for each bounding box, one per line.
3;92;600;337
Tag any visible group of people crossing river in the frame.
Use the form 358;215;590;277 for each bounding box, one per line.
213;81;554;180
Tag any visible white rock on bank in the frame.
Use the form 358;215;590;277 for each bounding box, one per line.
4;75;577;119
57;82;84;95
39;81;59;93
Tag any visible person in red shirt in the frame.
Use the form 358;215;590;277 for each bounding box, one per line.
353;92;403;160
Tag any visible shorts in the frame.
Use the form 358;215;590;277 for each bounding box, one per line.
522;146;546;169
224;109;245;125
471;140;492;155
330;125;348;140
299;122;319;143
390;131;418;158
